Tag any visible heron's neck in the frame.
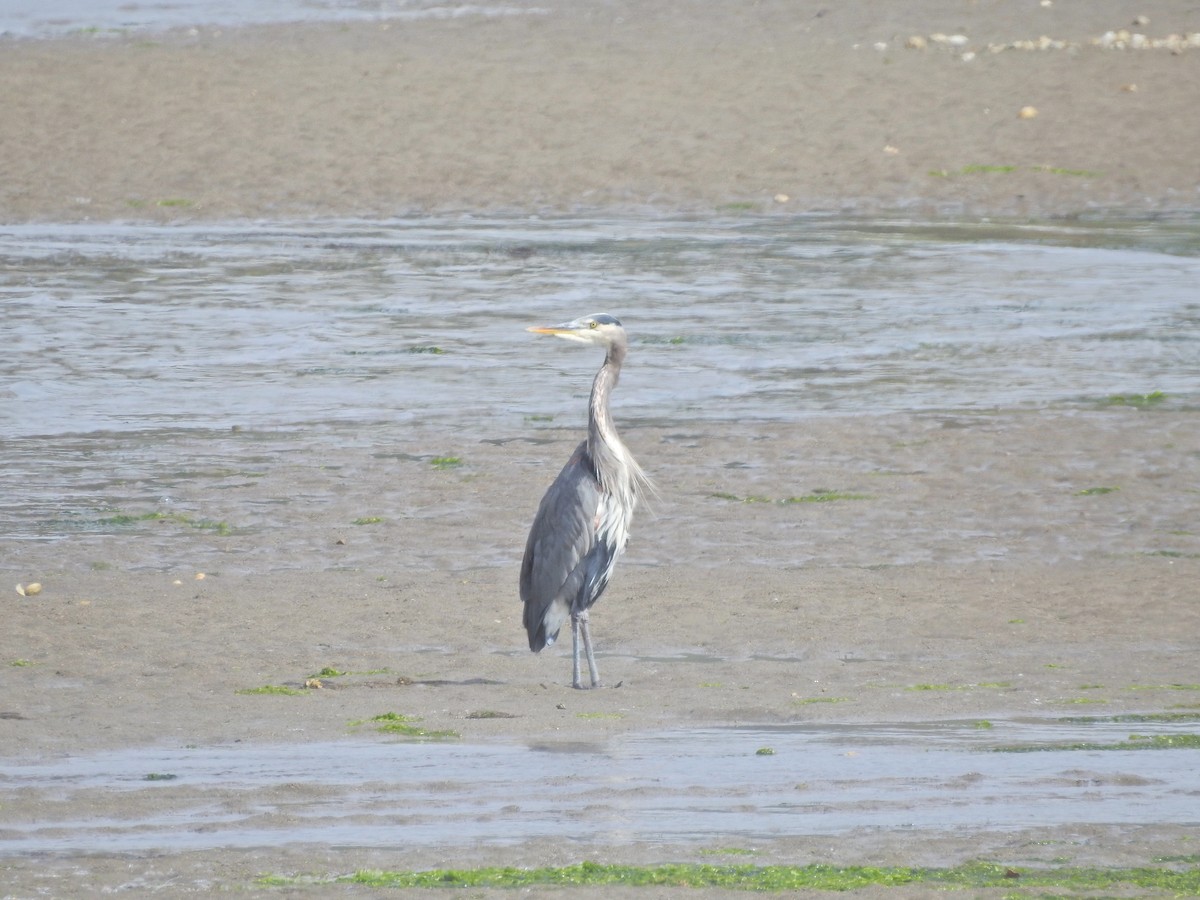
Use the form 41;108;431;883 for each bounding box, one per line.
587;347;627;488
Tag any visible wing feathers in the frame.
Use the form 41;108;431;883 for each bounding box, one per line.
520;442;612;651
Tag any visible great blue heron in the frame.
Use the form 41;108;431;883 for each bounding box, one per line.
520;314;652;689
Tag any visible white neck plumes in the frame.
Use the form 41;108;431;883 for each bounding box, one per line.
588;344;652;509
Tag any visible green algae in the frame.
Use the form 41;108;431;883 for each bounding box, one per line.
235;684;305;696
906;681;1012;692
710;490;870;504
311;666;346;678
348;712;459;741
780;490;871;503
1062;712;1200;725
97;510;233;535
992;733;1200;753
259;860;1200;892
1101;390;1167;408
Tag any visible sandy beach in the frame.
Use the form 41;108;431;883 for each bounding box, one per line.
1;0;1198;223
3;1;1200;896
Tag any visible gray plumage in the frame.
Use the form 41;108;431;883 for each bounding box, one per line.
520;314;651;689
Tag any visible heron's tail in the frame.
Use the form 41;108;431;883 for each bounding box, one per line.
525;598;568;653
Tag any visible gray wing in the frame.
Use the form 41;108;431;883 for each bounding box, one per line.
521;440;610;652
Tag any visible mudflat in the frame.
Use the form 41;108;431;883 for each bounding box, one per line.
3;1;1199;896
1;0;1198;222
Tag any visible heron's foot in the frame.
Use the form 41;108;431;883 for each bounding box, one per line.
572;679;603;690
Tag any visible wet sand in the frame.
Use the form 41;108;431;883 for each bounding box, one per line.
6;412;1200;895
1;0;1198;222
3;0;1200;896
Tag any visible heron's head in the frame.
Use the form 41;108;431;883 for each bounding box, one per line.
527;313;626;348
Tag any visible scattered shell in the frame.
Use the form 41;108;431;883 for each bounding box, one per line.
16;582;42;597
1133;15;1150;27
929;32;970;46
883;145;900;155
872;41;888;52
305;678;323;690
1018;105;1039;119
961;50;976;62
173;579;184;585
972;29;1196;54
194;572;206;580
905;35;927;50
1121;83;1139;92
1040;0;1052;6
773;193;789;203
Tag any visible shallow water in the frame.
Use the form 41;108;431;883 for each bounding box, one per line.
0;718;1196;854
2;215;1198;556
0;0;544;39
4;216;1197;437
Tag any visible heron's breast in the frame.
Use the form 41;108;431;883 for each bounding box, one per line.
595;488;636;552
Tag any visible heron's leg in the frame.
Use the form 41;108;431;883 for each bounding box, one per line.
570;613;583;689
578;610;601;688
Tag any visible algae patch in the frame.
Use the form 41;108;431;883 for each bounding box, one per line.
260;860;1200;893
349;712;459;741
235;684;305;696
97;510;234;536
710;490;870;504
991;733;1200;753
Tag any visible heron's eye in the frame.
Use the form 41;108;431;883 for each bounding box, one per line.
588;321;598;329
